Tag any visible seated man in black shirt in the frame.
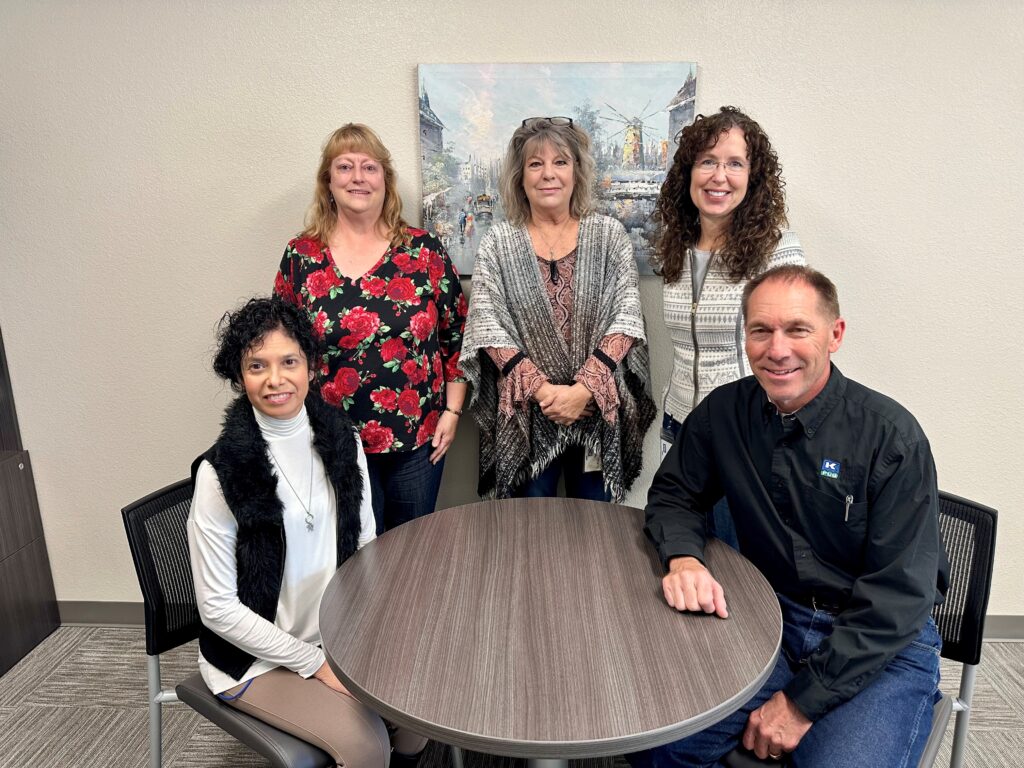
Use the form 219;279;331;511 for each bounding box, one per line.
634;265;948;767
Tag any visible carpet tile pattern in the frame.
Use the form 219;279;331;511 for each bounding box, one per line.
0;627;1020;767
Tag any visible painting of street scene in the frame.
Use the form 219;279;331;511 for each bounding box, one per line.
417;62;698;275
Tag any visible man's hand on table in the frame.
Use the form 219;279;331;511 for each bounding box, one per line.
743;690;812;760
662;556;728;618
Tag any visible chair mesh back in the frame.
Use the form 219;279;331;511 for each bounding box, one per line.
931;491;997;666
122;479;202;656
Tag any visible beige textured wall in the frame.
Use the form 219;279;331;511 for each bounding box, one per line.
2;1;1021;614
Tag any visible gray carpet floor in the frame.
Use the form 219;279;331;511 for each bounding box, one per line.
0;627;1021;767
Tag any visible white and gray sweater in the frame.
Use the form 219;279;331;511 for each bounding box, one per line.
662;230;806;421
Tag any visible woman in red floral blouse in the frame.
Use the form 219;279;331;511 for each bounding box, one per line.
274;123;467;533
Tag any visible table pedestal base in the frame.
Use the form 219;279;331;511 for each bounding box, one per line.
527;759;567;768
448;748;566;768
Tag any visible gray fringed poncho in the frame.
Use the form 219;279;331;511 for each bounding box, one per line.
462;214;656;501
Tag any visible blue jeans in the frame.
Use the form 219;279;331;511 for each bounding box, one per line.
512;444;611;501
661;413;739;549
365;445;445;535
627;594;941;768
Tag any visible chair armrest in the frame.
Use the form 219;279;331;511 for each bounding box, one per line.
722;747;775;767
917;693;953;768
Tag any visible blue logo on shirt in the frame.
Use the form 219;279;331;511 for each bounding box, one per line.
820;459;841;479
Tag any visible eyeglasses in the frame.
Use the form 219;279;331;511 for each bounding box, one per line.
693;158;749;176
521;116;574;128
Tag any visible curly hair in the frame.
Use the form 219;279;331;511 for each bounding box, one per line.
301;123;409;248
499;119;596;226
652;106;788;284
213;297;323;394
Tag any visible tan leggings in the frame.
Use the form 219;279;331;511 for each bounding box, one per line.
223;667;428;768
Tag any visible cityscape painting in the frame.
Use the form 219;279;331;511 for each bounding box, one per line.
417;62;698;275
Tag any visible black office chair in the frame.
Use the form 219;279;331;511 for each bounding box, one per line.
722;490;997;768
122;479;334;768
919;491;997;768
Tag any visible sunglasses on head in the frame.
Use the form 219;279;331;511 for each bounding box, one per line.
521;116;574;128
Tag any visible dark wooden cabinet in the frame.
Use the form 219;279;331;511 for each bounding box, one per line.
0;452;46;560
0;508;59;673
0;327;58;676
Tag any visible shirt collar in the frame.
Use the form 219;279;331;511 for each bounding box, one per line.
760;363;846;438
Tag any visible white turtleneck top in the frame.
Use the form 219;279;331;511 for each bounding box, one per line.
187;405;376;694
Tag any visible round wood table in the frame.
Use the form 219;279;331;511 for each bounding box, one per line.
320;498;781;766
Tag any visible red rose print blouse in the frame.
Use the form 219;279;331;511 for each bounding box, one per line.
274;228;467;454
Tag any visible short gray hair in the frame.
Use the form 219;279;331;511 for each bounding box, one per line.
742;265;841;321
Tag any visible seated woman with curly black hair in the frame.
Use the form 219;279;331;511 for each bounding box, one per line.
187;296;426;767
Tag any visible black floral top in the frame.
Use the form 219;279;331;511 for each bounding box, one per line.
274;228;467;454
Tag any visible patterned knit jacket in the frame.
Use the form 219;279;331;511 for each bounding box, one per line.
462;214;656;501
190;393;364;680
662;230;806;421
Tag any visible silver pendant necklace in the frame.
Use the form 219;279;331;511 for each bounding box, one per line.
532;218;575;284
269;447;315;532
532;217;574;259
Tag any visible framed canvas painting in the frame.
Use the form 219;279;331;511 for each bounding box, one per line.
418;62;698;274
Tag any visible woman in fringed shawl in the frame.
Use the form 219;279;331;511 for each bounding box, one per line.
461;117;656;502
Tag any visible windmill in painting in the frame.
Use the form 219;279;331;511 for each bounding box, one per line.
601;101;664;170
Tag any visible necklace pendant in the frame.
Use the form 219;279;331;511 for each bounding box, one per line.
306;514;315;533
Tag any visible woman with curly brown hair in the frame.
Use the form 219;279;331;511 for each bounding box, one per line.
654;106;805;546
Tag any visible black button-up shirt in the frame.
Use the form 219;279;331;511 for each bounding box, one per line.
645;365;948;720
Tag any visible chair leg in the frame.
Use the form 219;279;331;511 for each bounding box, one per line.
450;745;464;768
147;655;163;768
949;663;977;768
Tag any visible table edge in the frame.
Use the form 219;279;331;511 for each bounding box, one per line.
325;621;781;758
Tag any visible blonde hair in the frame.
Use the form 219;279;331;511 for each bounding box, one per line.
499;120;596;227
301;123;408;246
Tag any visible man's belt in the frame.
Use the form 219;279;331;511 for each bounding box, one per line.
790;590;849;614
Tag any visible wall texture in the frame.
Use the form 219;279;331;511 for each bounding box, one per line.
2;0;1021;614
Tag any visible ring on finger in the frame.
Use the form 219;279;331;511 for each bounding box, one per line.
768;751;782;760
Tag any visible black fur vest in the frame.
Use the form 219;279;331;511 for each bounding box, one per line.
191;393;364;680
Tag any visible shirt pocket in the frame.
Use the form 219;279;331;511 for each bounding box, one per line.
794;481;868;572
